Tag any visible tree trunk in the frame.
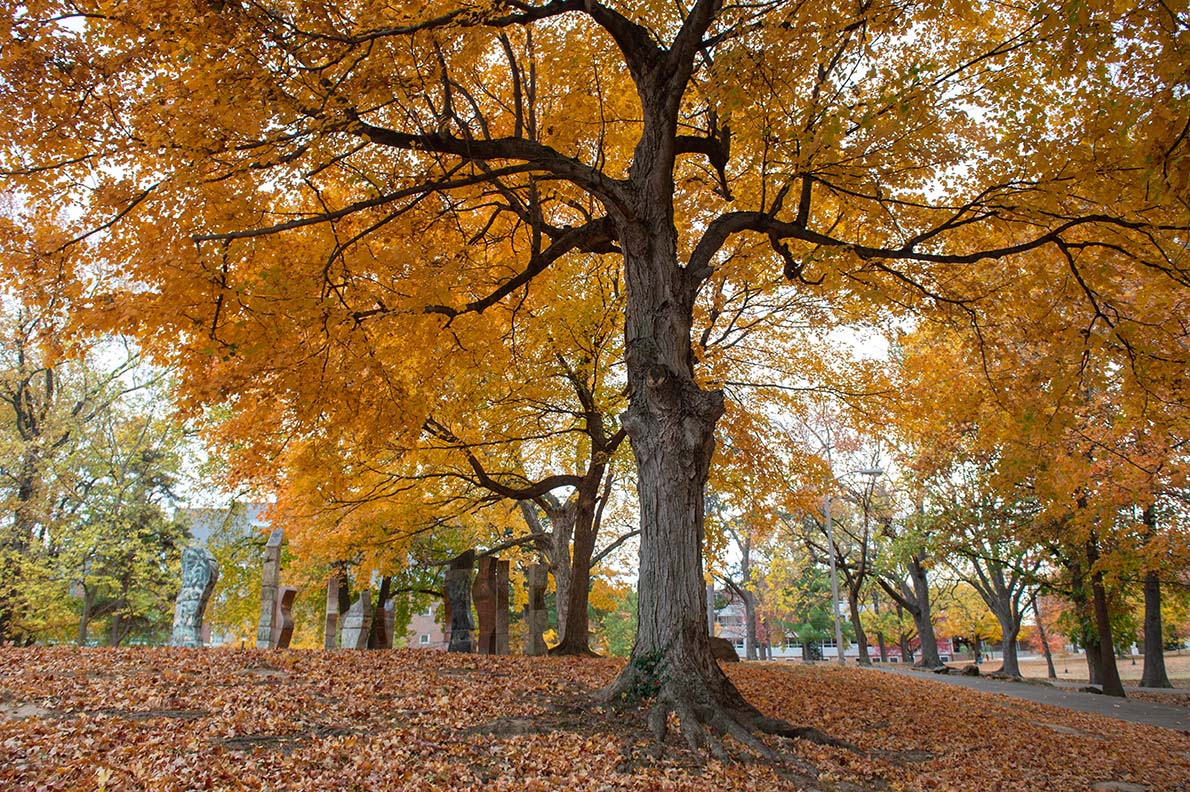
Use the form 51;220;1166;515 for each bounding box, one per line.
1139;502;1170;689
77;586;92;647
873;591;888;662
908;557;942;668
1032;594;1058;680
896;604;912;662
1086;539;1126;697
549;507;575;642
614;319;724;696
109;612;123;647
1068;553;1102;684
996;620;1021;678
742;589;758;661
848;590;870;666
1140;570;1171;688
518;499;574;645
552;465;606;656
600;203;792;751
553;515;596;655
368;576;392;649
1085;633;1103;684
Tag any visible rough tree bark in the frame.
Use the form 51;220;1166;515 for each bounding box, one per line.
846;590;870;666
77;585;92;647
965;557;1030;678
1140;570;1171;688
1086;538;1126;697
367;576;393;649
553;472;602;656
879;555;943;669
1139;506;1171;689
596;43;826;749
1031;592;1058;680
518;466;620;658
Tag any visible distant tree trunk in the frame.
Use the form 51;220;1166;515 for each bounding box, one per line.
109;612;126;646
1140;570;1171;688
551;462;607;656
996;620;1021;678
1085;633;1103;684
1139;505;1171;689
895;603;912;662
77;585;96;647
908;556;942;667
368;576;393;649
847;590;870;666
554;513;595;655
742;588;758;661
872;591;888;662
984;595;1024;677
1086;538;1126;697
881;555;941;668
1032;593;1058;680
963;548;1034;678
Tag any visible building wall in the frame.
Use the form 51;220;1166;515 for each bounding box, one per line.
405;608;447;650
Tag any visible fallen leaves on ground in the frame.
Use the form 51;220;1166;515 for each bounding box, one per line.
1;648;1187;792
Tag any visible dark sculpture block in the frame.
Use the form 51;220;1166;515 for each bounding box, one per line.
445;550;475;653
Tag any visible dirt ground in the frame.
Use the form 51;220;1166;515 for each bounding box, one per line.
980;650;1190;687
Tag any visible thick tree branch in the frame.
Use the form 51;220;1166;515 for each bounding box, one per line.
591;528;640;566
425;217;617;319
422;418;582;500
190;164;527;243
351;116;629;210
686;210;1186;287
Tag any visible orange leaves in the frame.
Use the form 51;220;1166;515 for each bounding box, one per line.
3;648;1189;791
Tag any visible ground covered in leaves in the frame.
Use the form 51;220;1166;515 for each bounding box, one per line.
1;648;1187;791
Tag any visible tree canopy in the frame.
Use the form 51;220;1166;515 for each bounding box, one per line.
2;0;1187;754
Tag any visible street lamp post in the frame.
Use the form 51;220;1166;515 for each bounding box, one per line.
823;492;845;665
823;467;883;666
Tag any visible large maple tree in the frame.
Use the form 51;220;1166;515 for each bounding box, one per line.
4;0;1187;750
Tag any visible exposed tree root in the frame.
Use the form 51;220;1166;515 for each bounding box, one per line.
599;666;863;769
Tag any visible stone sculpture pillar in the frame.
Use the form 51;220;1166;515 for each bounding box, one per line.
383;602;396;649
473;556;497;655
340;592;373;649
170;546;219;648
256;528;284;649
524;563;548;656
495;559;510;655
324;575;340;650
271;586;297;649
445;550;475;653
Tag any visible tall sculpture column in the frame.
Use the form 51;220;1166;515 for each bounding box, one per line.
524;563;548;656
256;528;284;649
271;586;297;649
495;559;510;655
473;556;497;655
340;592;373;650
171;547;219;648
324;575;341;650
445;550;475;653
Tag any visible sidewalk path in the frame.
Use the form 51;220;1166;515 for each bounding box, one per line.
868;664;1190;733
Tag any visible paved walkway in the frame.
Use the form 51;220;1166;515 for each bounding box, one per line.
868;664;1190;733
